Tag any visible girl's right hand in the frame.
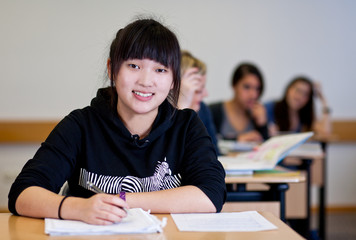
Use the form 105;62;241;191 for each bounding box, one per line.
68;194;129;225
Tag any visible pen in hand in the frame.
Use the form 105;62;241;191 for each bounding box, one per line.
87;181;128;214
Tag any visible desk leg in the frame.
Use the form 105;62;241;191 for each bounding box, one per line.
280;158;312;239
302;159;312;239
269;183;289;222
318;186;326;240
319;142;327;240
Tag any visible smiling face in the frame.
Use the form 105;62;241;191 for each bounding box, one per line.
286;81;312;111
233;74;261;109
114;58;173;119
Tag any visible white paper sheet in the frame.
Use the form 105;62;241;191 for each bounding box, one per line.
171;211;277;232
45;208;166;236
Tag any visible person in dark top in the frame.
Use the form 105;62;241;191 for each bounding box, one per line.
8;18;226;225
209;62;268;142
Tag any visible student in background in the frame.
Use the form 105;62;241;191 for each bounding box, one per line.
8;18;226;225
178;50;219;154
264;76;331;137
209;62;268;142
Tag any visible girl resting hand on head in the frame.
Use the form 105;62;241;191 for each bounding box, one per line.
264;76;332;138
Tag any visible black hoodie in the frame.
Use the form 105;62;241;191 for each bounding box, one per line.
8;88;226;214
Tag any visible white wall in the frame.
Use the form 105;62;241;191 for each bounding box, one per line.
1;0;355;209
1;0;356;119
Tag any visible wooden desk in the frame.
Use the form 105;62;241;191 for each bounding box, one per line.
225;168;305;184
0;212;304;240
224;168;306;222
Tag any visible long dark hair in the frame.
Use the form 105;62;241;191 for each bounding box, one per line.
107;18;181;108
231;62;264;98
274;76;315;131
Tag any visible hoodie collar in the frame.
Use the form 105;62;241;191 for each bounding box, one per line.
91;87;176;148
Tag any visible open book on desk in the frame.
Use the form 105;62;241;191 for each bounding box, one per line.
45;208;166;236
218;132;314;174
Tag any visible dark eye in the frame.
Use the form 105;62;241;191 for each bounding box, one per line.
156;68;167;73
243;84;251;90
128;64;139;69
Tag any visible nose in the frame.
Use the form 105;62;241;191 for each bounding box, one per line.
137;70;154;87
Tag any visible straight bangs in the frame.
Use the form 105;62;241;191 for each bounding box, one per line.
127;29;179;70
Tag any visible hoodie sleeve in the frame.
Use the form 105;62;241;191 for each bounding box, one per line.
180;112;226;212
8;110;83;215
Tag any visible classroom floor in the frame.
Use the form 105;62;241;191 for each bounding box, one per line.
311;211;356;240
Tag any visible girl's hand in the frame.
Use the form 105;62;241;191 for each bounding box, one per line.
71;194;129;225
268;122;279;137
251;102;267;126
314;82;330;112
237;130;263;142
178;67;204;109
314;82;328;104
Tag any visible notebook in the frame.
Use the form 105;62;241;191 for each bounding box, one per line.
45;208;166;236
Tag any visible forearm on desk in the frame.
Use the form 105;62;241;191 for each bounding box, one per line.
125;185;216;213
15;186;67;219
15;185;217;220
15;186;92;221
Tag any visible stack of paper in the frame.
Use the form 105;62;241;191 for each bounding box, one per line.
171;211;277;232
45;208;166;236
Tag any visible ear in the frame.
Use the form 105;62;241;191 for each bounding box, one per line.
107;58;112;80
